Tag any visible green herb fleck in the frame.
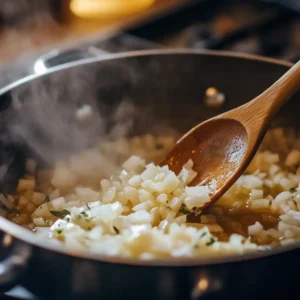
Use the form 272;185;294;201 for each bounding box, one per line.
200;232;207;238
179;204;190;215
45;195;50;203
56;229;63;234
86;203;91;210
50;209;70;219
194;244;199;249
293;200;297;206
113;226;120;234
206;237;216;246
80;211;89;217
290;187;297;193
155;143;164;150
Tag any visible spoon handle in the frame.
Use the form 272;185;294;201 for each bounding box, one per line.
228;60;300;127
254;60;300;120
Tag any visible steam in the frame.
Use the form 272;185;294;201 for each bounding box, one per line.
0;2;179;193
0;40;186;194
7;74;139;166
3;57;167;172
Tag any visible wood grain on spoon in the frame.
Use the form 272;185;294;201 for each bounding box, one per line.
160;61;300;209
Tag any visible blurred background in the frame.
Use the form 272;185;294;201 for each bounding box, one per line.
1;0;300;89
1;0;300;298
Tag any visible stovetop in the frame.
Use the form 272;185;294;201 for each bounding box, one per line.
2;0;300;89
2;0;300;299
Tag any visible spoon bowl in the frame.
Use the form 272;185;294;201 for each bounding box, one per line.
161;60;300;208
161;119;248;202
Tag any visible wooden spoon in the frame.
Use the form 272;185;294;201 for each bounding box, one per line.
160;61;300;209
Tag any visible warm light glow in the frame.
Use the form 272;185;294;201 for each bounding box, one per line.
70;0;155;19
197;278;209;291
2;234;12;247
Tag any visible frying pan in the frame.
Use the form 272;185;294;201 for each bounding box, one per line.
0;49;299;300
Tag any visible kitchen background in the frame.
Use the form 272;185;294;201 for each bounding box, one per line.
1;0;300;298
1;0;300;88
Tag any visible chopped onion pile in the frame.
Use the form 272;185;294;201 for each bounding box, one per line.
3;129;300;259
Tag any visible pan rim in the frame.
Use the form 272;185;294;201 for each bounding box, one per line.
0;48;297;267
0;48;293;95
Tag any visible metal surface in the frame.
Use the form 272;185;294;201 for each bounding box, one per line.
33;33;161;74
262;0;300;14
0;50;299;299
128;0;300;62
1;1;300;298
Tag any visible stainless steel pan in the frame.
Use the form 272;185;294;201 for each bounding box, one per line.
0;49;298;300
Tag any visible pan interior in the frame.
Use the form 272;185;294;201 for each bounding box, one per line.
0;50;299;266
